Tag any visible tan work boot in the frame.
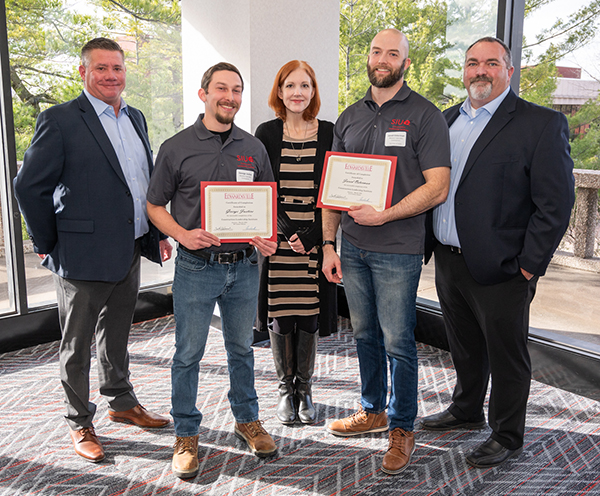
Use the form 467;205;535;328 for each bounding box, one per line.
381;428;415;475
172;435;199;479
234;420;277;457
327;407;388;437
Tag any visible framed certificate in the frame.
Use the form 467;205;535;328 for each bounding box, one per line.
201;182;277;242
317;151;396;211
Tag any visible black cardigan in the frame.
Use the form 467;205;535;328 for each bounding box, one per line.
254;117;338;337
255;118;334;252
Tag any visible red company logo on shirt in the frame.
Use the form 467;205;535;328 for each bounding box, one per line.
389;119;410;131
237;155;255;168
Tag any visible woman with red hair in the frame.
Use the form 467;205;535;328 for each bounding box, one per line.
255;60;337;425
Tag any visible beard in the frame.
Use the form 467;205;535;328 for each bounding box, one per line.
215;100;239;124
367;59;406;88
468;77;493;101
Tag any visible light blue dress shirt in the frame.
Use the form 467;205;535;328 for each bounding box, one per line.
84;89;150;239
433;86;510;247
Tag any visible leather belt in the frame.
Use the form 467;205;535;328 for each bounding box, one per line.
446;245;462;254
180;245;254;264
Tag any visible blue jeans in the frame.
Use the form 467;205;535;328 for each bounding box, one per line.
171;247;260;437
341;236;422;431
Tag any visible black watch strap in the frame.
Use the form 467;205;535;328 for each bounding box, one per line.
322;240;335;247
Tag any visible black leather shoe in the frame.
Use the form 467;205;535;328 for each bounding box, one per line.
466;437;523;468
421;409;486;431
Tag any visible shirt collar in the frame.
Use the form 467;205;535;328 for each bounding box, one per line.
364;81;411;106
461;85;510;118
83;88;128;117
193;114;242;141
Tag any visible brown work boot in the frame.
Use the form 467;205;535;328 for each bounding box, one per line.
381;428;415;475
172;435;199;479
234;420;277;458
327;407;388;437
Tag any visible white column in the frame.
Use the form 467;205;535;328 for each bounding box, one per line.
181;0;340;132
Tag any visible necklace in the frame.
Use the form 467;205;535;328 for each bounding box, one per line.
285;121;308;162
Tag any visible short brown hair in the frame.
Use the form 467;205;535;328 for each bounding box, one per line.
81;38;124;67
268;60;321;122
201;62;244;92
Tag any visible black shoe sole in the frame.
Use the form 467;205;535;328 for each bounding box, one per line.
421;420;486;431
466;446;523;468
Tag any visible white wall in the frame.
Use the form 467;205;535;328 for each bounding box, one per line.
181;0;340;133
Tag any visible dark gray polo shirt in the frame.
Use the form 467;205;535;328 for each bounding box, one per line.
333;83;450;254
147;114;274;252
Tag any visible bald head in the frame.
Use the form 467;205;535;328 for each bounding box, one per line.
367;28;411;91
370;29;409;55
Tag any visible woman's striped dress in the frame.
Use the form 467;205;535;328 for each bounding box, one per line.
267;131;320;318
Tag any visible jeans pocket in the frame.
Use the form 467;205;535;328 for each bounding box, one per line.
246;249;258;266
176;251;208;272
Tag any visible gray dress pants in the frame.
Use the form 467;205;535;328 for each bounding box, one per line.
55;245;141;430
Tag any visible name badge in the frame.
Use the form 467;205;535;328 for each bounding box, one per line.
385;131;406;147
236;169;254;182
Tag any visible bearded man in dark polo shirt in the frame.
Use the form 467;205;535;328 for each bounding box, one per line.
147;62;278;479
322;28;451;475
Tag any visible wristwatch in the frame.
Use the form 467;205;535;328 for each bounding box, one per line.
322;240;335;247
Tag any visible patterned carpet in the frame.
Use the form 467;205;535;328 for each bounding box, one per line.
1;315;600;495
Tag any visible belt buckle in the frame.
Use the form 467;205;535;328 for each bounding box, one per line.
217;252;235;264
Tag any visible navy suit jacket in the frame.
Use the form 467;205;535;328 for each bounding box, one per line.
444;89;575;285
14;92;162;282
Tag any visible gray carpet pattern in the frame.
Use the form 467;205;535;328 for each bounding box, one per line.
1;315;599;495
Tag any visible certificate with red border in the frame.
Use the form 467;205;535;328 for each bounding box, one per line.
201;182;277;243
317;152;397;211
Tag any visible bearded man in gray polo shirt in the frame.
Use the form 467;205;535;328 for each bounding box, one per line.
322;29;451;475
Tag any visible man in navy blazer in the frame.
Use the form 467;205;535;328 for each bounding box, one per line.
421;37;574;468
14;38;172;463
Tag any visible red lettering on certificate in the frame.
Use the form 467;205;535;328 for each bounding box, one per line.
224;192;255;200
344;163;373;172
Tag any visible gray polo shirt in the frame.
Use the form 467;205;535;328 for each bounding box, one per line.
333;83;450;254
147;114;274;252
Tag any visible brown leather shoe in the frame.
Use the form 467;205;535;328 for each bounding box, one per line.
108;404;170;428
381;428;415;475
69;426;105;462
234;420;277;458
327;407;388;437
172;435;199;479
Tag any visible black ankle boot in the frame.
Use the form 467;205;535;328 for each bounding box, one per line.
269;330;297;425
295;329;318;424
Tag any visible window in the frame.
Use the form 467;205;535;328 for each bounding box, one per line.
4;0;182;311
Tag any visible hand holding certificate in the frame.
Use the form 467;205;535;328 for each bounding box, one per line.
317;152;396;211
201;182;277;243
